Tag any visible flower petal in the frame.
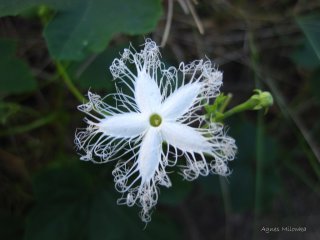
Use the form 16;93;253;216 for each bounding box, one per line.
161;121;211;153
135;70;162;114
138;128;162;182
99;113;147;138
160;82;202;120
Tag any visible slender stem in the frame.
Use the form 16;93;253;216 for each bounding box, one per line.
38;7;84;102
161;0;174;47
185;0;204;34
248;28;264;240
219;176;232;240
0;113;56;137
219;93;233;113
38;6;84;103
217;100;256;121
254;112;264;216
55;61;85;102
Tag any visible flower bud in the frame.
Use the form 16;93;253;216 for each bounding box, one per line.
250;89;273;110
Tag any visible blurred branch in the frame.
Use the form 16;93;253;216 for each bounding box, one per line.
185;0;204;34
284;160;320;198
161;0;174;47
176;0;204;34
0;102;40;124
0;113;56;137
265;77;320;165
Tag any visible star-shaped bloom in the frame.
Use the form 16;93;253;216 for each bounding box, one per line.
75;39;236;222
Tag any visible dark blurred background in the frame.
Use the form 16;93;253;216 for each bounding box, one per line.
0;0;320;239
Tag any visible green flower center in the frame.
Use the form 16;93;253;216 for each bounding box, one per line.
149;113;162;127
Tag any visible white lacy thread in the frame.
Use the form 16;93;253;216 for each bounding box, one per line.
75;39;237;223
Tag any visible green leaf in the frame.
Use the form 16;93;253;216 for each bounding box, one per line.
296;14;320;63
0;39;37;95
68;44;129;90
0;0;163;60
25;164;181;240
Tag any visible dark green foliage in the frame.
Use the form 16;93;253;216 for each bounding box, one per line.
297;14;320;63
0;0;162;60
25;164;180;240
0;39;37;94
291;37;320;69
68;45;129;90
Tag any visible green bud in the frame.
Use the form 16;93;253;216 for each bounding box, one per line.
208;89;273;122
250;89;273;110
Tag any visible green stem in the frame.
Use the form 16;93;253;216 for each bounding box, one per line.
248;28;264;240
254;112;264;216
219;93;233;113
217;99;257;121
55;61;85;102
0;113;56;137
219;176;232;240
213;90;272;122
37;6;84;103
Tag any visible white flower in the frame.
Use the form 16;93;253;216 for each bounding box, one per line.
75;39;237;223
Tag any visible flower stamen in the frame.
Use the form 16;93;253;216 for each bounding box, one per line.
149;113;162;127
